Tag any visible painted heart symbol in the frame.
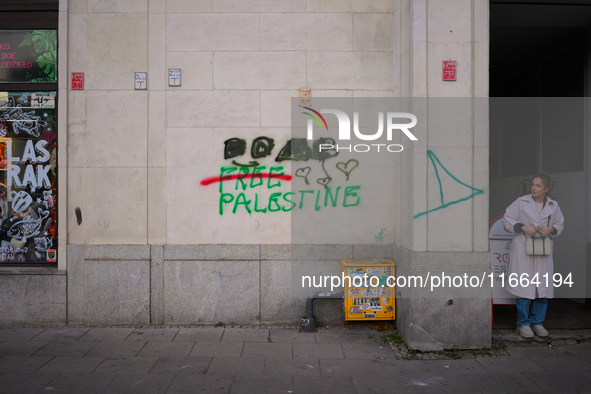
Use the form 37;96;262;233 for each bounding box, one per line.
295;167;311;185
317;177;332;188
336;159;359;181
10;191;33;213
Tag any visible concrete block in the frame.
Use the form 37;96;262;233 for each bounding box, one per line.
67;91;86;128
425;149;474;251
166;52;213;90
67;13;87;72
473;147;489;252
427;42;472;97
412;0;427;43
151;245;164;324
88;0;148;12
148;168;167;245
84;245;151;260
167;205;216;244
427;0;471;43
353;13;394;51
290;244;353;260
67;168;87;245
214;0;305;12
261;245;292;260
307;52;394;90
261;260;293;323
67;133;86;169
149;0;166;13
0;274;66;326
148;91;166;167
164;245;207;260
167;128;214;167
307;0;351;12
411;41;427;97
86;167;148;244
427;99;473;148
163;260;260;324
261;91;293;127
205;244;260;260
474;42;489;98
86;13;147;90
260;13;352;51
166;166;218;207
69;0;87;12
82;260;150;324
86;90;148;167
167;0;212;12
352;245;393;259
167;13;258;51
66;245;84;323
353;90;394;97
398;297;491;351
214;52;306;89
474;0;488;43
167;90;260;127
351;0;394;12
148;14;166;91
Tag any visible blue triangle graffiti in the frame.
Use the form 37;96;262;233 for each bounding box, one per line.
413;150;484;219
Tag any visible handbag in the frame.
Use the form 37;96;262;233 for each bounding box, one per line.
525;215;552;256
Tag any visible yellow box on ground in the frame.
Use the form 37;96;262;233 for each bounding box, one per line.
342;259;395;321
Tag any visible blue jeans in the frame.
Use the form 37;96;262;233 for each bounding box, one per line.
516;297;548;326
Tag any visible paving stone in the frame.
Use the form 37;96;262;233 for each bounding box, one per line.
319;358;383;377
465;373;543;394
39;373;118;394
166;374;233;393
207;357;265;375
174;327;224;342
85;341;147;358
269;328;315;343
136;341;194;357
423;359;490;374
148;356;211;375
0;341;49;356
263;358;321;376
125;328;180;342
94;357;160;374
0;328;47;342
293;375;357;394
31;327;90;342
528;352;591;371
554;342;591;357
77;327;135;342
241;342;292;359
0;355;53;373
293;343;345;359
229;375;293;394
189;341;244;358
32;341;98;357
315;330;365;343
0;372;58;394
102;374;175;394
409;372;485;393
506;346;557;357
341;342;396;360
36;356;106;374
353;375;417;394
522;370;591;392
475;355;545;373
371;358;431;374
221;328;269;342
360;332;385;344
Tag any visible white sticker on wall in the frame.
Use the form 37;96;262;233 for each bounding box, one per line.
134;72;147;90
168;68;181;87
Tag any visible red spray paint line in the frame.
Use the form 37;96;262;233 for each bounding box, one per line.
200;173;292;186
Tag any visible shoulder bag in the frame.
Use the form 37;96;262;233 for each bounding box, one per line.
525;215;552;256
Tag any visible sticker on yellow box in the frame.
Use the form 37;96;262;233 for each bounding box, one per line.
364;313;376;318
349;306;362;314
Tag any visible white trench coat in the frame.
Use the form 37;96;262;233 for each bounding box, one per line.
502;194;564;299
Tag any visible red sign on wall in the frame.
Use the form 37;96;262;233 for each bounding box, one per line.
442;61;457;81
71;72;84;90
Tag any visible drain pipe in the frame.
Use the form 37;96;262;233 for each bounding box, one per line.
301;291;344;332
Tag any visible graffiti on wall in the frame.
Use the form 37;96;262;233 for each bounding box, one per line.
200;136;362;215
413;150;484;219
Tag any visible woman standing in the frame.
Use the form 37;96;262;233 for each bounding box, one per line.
502;173;565;338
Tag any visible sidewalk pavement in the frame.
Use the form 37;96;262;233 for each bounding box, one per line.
2;325;591;393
